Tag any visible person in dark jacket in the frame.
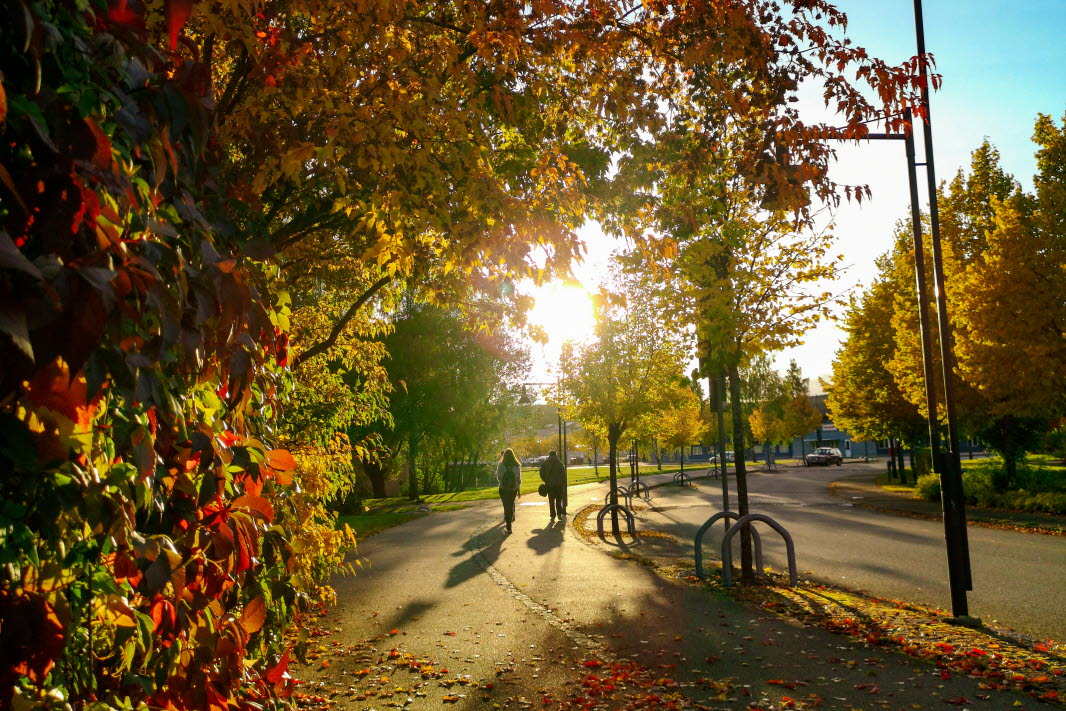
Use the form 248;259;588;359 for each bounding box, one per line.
539;450;567;521
495;449;522;533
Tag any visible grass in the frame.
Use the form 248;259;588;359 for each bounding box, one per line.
337;462;725;539
338;457;807;539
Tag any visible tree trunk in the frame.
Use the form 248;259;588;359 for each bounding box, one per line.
408;433;420;501
365;458;387;499
716;372;729;519
727;363;753;580
895;441;906;485
608;422;622;535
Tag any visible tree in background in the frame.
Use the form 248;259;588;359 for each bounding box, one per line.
570;422;609;475
781;360;824;457
951;115;1066;488
655;386;710;473
553;291;687;533
832;121;1066;490
372;298;529;500
827;268;927;477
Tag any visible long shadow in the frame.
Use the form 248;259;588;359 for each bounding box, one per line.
526;519;566;555
376;600;437;638
444;522;506;589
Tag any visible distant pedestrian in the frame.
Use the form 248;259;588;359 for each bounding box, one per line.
539;450;567;521
495;449;522;533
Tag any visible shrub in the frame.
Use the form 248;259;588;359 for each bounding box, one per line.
914;473;941;501
999;491;1066;515
960;466;998;508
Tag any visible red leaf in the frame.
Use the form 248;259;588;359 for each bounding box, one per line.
943;697;969;705
264;648;291;684
582;660;602;668
165;0;193;50
232;494;274;522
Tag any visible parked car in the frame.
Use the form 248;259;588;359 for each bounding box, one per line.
805;447;843;466
709;451;735;463
522;455;548;467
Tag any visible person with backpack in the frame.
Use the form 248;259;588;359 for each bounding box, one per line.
539;450;567;521
495;449;522;533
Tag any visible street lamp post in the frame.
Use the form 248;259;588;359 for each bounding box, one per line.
842;0;974;622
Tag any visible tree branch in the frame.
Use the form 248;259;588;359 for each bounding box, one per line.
293;275;392;368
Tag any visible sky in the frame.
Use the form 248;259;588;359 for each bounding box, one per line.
526;0;1066;386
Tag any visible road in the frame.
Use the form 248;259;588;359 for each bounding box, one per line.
640;461;1066;642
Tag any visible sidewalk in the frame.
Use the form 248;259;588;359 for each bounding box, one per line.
828;470;1066;534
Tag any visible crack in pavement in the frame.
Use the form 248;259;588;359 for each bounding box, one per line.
464;517;613;662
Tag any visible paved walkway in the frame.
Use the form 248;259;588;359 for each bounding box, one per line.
293;469;1061;710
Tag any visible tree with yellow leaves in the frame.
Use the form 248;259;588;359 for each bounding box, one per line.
655;386;710;473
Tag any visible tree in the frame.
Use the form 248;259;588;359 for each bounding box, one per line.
370;298;529;499
553;293;687;533
655;386;710;472
827;269;928;466
881;128;1065;488
570;422;608;475
781;360;824;456
950;115;1066;487
611;123;846;576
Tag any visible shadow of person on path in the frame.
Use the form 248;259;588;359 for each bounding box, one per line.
444;523;506;589
526;519;566;555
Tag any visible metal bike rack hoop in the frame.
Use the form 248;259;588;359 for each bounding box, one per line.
720;513;798;587
693;511;763;580
596;503;636;537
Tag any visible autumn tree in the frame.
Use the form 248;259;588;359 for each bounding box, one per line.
951;115;1066;487
655;386;710;472
364;297;529;499
780;360;824;456
553;291;687;533
609;120;846;576
827;266;928;471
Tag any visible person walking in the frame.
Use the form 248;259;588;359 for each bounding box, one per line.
495;449;522;533
539;450;567;521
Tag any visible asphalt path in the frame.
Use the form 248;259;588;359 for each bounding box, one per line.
640;461;1066;643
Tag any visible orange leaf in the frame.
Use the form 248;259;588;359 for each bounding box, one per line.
232;495;275;521
238;597;267;635
265;449;297;471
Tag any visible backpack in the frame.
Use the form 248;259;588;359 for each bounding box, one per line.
499;463;519;489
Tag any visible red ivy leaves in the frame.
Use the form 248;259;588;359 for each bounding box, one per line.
165;0;194;50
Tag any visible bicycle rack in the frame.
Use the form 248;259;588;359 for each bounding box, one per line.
628;479;651;499
720;513;798;587
693;510;763;580
604;486;633;509
596;503;636;537
673;471;691;485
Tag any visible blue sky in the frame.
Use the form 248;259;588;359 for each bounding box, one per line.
528;0;1066;385
776;0;1066;385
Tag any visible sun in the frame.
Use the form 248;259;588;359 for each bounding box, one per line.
528;283;597;345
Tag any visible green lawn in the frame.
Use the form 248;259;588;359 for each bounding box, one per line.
337;461;729;539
